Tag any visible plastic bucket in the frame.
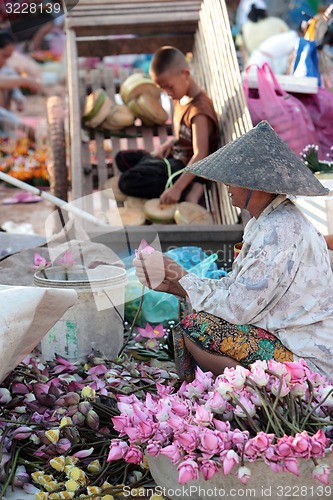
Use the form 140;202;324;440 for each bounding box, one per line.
34;265;127;362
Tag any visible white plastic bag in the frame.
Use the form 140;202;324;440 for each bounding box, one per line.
0;285;77;383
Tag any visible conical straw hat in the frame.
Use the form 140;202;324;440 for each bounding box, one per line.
186;121;328;196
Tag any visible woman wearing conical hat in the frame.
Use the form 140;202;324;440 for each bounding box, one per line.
134;121;333;382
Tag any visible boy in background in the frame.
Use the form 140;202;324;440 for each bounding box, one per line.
117;46;219;205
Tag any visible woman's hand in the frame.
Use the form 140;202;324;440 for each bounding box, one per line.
133;251;188;298
152;138;174;159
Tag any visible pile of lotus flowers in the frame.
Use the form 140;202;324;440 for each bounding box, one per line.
0;136;49;184
0;351;178;499
108;359;333;486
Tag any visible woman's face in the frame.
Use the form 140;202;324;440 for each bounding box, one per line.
0;43;15;68
227;185;250;209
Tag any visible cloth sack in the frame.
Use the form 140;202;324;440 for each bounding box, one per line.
292;87;333;159
244;62;319;155
0;285;77;383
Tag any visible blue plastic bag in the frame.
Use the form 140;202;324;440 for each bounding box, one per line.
293;38;321;85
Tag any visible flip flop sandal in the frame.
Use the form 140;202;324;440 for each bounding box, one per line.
2;191;42;204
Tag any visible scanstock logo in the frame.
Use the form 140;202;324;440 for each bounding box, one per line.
1;0;79;34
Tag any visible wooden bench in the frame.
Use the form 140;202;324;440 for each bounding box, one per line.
63;0;251;266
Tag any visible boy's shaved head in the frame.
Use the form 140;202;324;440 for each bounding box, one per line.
150;46;189;76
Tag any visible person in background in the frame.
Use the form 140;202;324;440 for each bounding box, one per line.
0;30;40;135
237;1;290;64
134;121;333;382
116;46;219;205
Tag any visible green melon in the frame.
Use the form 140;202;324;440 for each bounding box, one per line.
174;202;214;225
144;198;177;224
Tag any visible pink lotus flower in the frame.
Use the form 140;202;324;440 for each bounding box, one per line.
124;445;143;464
310;429;329;457
221;449;239;475
134;323;165;342
32;252;51;272
249;363;270;387
177;459;199;484
198;428;224;458
146;442;162;457
237;465;251;484
112;415;131;435
275;435;293;458
199;459;219;480
282;457;300;476
57;249;76;267
135;239;155;257
223;366;248;389
312;464;331;485
291;431;312;459
160;443;183;464
284;360;310;383
194;405;212;426
107;439;129;461
175;426;199;452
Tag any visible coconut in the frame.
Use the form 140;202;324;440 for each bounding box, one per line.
102;176;127;202
174;202;214;225
106;207;146;226
136;94;169;125
102;104;135;131
144;198;177;224
120;73;161;104
83;89;113;128
125;196;148;210
128;99;155;127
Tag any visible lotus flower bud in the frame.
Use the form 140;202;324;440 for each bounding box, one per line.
63;393;80;406
50;455;66;472
72;411;86;427
66;404;79;417
65;479;79;492
13;465;29;487
81;386;96;399
0;388;12;404
87;486;101;496
59;417;73;428
45;429;60;444
87;459;102;474
54;439;71;455
44;480;60;492
78;401;92;415
11;382;30;395
12;426;33;440
36;492;49;500
86;409;99;430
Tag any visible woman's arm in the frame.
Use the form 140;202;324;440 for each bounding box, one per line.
0;76;41;93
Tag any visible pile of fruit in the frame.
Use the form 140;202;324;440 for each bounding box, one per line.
83;73;168;131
